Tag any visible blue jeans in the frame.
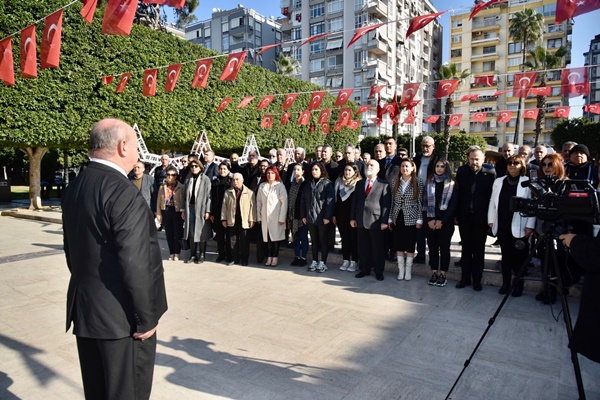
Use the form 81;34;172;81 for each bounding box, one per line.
294;224;309;258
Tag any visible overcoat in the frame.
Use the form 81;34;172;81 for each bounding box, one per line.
183;173;213;242
256;181;288;241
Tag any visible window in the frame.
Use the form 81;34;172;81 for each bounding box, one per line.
311;76;325;86
292;47;302;60
451;49;462;58
221;21;229;32
507;103;519;111
451;19;463;28
355;13;367;28
230;17;241;29
354;50;367;68
328;54;343;69
310;58;325;72
222;34;229;52
327;76;343;87
508;57;520;67
537;3;556;17
255;36;261;46
451;34;462;43
326;38;343;50
196;30;200;38
483;45;496;54
506;74;514;85
508;42;522;55
293;0;302;8
310;3;324;18
329;0;343;13
292;28;302;40
310;22;325;35
547;38;563;49
310;40;324;54
204;27;211;37
355;0;365;11
551;87;561;96
354;74;362;87
204;39;211;49
482;61;495;71
329;17;343;32
255;22;261;32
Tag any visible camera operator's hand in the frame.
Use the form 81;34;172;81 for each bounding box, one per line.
524;228;534;238
559;233;577;248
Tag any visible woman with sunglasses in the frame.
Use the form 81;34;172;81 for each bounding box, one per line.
488;155;536;296
156;166;185;261
183;159;212;263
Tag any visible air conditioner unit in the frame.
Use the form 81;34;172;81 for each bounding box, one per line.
475;31;482;36
495;15;501;21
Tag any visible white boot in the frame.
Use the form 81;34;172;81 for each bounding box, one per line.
397;256;405;281
405;257;414;281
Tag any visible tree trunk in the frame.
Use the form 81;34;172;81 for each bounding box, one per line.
443;98;453;159
21;147;48;210
514;31;528;146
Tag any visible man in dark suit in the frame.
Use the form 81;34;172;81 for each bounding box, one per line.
62;118;168;400
338;144;366;179
455;148;496;291
378;137;401;183
285;147;309;190
321;145;339;181
495;142;514;178
351;160;391;281
203;150;219;181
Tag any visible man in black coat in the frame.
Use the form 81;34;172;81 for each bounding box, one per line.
351;160;391;281
241;150;261;188
495;142;514;178
321;145;339;181
378;137;401;182
203;150;219;181
455;148;496;291
62;118;168;400
338;144;366;179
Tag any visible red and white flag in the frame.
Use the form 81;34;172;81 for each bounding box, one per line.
20;25;37;78
447;114;462;126
257;95;275;109
347;23;385;49
282;93;298;110
321;122;331;134
191;59;212;88
115;73;131;93
523;109;539;119
371;117;382;126
556;0;600;23
493;90;511;97
569;82;590;97
497;110;513;123
165;63;181;93
40;9;63;69
470;0;505;20
142;0;186;9
530;86;551;96
369;84;386;98
216;98;232;112
561;67;588;95
403;116;416;124
261;114;273;128
348;120;360;130
513;72;537;98
400;83;420;106
237;96;255;108
553;106;570;118
142;68;158;96
298;110;311;125
0;38;15;86
308;91;326;110
424;115;440;123
471;112;487;122
102;0;137;35
80;0;98;23
436;79;459;99
473;75;494;86
460;94;479;102
297;33;330;50
406;11;446;39
584;104;600;114
337;108;352;127
318;109;331;123
281;112;291;125
356;105;371;114
102;76;114;85
257;43;281;57
335;89;353;107
219;51;246;81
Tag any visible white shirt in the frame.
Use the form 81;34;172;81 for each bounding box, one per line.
89;158;127;177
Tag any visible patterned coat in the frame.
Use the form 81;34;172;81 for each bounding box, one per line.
389;177;424;226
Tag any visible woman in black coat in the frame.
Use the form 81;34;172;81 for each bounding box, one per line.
210;162;232;263
333;163;361;272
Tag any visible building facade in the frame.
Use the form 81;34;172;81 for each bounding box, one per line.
583;34;600;122
450;0;572;146
279;0;443;143
185;6;282;73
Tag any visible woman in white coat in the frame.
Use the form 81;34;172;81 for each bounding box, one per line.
488;155;536;296
256;165;288;267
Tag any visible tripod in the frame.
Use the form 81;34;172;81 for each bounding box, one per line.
445;224;586;400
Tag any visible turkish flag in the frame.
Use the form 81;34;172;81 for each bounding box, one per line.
115;73;131;93
102;76;114;85
40;9;63;69
0;38;15;86
471;112;487;122
237;96;255;108
556;0;600;23
321;122;331;134
381;103;395;117
436;79;459;99
337;108;352;126
142;68;158;96
257;95;275;109
406;11;446;39
493;90;511;97
80;0;98;23
561;67;588;95
318;109;331;123
369;85;386;98
523;109;539;119
298;110;311;125
424;115;440;123
165;63;181;93
473;75;494;86
219;51;246;81
497;110;513;123
553;106;570;118
308;91;326;110
569;82;590;97
530;86;551;96
356;105;371;114
143;0;186;9
20;25;37;78
102;0;137;35
261;114;273;128
513;72;537;98
585;104;600;114
400;83;420;106
460;94;479;101
347;23;385;48
191;59;212;88
403;116;416;124
298;33;330;50
447;114;462;126
282;93;298;110
371;117;382;126
335;89;354;107
281;112;291;125
257;43;281;57
216;98;232;112
470;0;505;20
348;120;360;130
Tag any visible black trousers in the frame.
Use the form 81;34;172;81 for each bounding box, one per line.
337;220;358;261
162;206;183;255
250;225;267;262
227;224;250;263
425;222;455;272
357;227;385;275
214;219;231;260
498;231;529;285
76;334;157;400
458;219;488;285
416;225;427;259
308;223;331;263
266;233;280;257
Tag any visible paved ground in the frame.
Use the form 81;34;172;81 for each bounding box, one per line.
0;202;599;399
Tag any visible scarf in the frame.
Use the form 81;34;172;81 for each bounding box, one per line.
287;177;304;234
426;173;454;218
336;177;358;202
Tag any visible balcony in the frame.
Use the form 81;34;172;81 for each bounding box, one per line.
367;34;388;55
471;51;500;62
472;18;500;30
471;34;500;46
365;0;387;19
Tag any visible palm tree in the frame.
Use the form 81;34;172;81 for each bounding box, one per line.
273;53;300;76
174;0;199;27
508;8;544;145
436;62;471;159
523;45;568;146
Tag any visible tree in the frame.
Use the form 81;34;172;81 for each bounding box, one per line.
523;45;567;146
173;0;199;28
396;133;487;163
508;8;544;146
135;1;199;30
273;53;300;76
551;118;600;160
436;62;471;160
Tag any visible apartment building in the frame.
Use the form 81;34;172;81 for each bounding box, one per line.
185;6;282;73
583;34;600;122
450;0;572;146
279;0;443;139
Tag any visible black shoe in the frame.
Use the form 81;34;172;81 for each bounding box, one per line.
413;257;426;264
355;272;370;278
241;259;248;266
297;258;307;267
215;255;226;263
291;257;300;266
455;280;470;289
512;280;524;297
499;283;510;295
473;283;483;291
185;256;196;264
376;273;384;281
226;260;235;266
454;260;462;267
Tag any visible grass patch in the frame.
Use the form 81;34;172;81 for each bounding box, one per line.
11;186;29;200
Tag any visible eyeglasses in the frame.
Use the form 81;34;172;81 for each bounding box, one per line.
190;165;200;169
508;161;521;166
398;153;407;157
541;162;553;167
166;173;177;177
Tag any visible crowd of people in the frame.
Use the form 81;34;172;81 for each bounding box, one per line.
130;137;598;294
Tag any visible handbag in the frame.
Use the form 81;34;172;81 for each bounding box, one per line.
180;238;190;251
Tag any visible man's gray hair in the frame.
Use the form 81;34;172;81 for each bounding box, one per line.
88;120;128;158
421;136;434;144
295;147;306;156
563;141;577;148
345;144;355;151
466;145;482;156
